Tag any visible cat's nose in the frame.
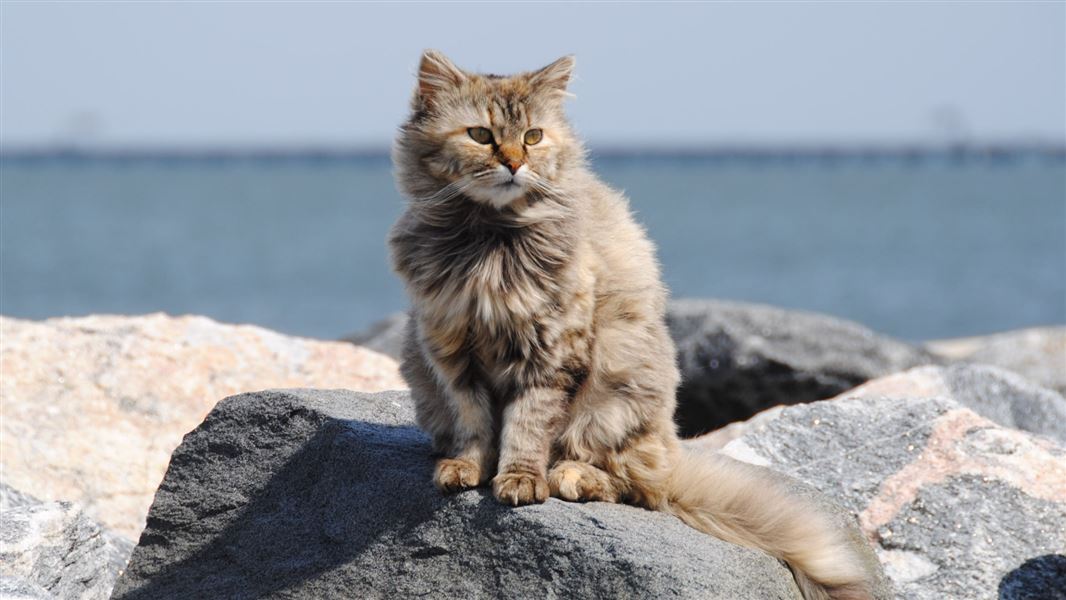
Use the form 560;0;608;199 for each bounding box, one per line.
497;144;524;175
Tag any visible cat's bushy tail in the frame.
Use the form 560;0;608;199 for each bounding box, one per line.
656;448;874;600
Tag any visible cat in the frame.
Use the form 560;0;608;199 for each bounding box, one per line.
388;50;876;600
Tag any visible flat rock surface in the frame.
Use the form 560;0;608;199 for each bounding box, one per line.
112;389;880;600
667;299;934;435
926;326;1066;396
0;492;134;600
0;314;406;539
697;395;1066;599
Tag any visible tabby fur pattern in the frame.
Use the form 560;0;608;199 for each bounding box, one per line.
388;50;875;600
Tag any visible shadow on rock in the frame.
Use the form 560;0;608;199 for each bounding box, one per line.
999;554;1066;600
115;417;438;599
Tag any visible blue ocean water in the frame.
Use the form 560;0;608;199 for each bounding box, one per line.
2;155;1063;341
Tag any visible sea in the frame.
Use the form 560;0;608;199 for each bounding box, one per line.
2;150;1064;342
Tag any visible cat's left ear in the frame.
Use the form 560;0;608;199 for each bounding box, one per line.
529;55;575;93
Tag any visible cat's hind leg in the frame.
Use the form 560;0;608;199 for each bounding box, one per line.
547;460;621;502
434;457;483;492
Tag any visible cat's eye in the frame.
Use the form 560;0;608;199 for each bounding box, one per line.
468;127;494;145
524;129;543;145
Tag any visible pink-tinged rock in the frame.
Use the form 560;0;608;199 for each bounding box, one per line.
0;313;406;540
691;376;1066;599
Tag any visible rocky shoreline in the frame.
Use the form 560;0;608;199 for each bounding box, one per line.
2;302;1063;599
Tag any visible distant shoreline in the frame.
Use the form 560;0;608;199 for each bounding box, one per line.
2;143;1064;166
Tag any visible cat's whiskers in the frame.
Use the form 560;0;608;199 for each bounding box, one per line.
413;165;566;231
412;179;466;204
524;175;570;208
416;170;499;206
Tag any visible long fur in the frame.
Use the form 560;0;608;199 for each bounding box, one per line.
661;450;872;600
388;49;875;599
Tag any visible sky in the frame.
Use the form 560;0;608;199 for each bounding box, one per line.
1;2;1064;148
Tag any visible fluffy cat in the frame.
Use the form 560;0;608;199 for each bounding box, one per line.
389;50;876;600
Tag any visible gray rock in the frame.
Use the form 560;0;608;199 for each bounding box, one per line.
694;364;1066;448
0;576;54;600
341;312;408;359
112;389;882;600
926;326;1066;397
934;364;1066;443
1;483;40;512
667;299;934;435
711;395;1066;600
0;495;134;600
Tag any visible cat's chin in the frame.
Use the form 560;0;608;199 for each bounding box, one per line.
467;184;529;209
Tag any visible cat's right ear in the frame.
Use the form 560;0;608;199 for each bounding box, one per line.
417;50;466;109
529;55;575;94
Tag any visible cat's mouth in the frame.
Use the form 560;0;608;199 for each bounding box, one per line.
462;167;533;208
465;178;528;209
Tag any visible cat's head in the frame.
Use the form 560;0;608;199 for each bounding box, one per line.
394;50;582;209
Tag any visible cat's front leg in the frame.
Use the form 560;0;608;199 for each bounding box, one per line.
434;385;496;493
492;386;568;506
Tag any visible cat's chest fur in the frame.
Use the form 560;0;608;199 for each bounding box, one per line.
411;219;578;372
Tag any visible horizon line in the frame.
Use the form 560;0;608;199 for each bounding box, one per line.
4;140;1061;153
2;141;1064;163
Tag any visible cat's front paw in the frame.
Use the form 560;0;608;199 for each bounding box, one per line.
492;470;549;506
434;458;481;493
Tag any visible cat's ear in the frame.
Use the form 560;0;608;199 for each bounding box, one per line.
417;50;467;107
529;55;575;93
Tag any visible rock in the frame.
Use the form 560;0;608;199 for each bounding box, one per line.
686;405;788;452
0;314;406;540
926;327;1066;396
696;395;1066;599
0;492;134;600
341;312;407;359
0;577;53;600
696;365;1066;448
840;364;1066;443
112;389;884;599
667;299;934;435
1;482;41;512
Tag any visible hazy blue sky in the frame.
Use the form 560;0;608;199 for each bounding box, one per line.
2;2;1063;147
